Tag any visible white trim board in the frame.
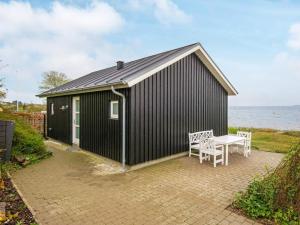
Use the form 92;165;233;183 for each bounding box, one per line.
72;96;80;145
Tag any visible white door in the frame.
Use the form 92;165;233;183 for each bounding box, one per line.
72;96;80;145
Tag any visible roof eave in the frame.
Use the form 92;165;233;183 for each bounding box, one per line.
36;82;128;98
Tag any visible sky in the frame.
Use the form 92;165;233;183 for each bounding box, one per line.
0;0;300;106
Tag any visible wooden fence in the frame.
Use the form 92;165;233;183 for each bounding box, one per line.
13;112;47;136
0;120;14;162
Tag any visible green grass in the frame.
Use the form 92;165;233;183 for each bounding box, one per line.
229;127;300;153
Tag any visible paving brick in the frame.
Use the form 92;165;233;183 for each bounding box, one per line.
12;147;282;225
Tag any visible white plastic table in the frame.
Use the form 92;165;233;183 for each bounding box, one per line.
213;135;245;166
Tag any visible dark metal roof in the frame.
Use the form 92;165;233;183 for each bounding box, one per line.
38;42;237;97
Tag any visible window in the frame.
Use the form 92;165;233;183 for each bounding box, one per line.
51;103;54;115
110;101;118;119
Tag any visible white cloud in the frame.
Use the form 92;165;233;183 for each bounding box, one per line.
153;0;191;25
0;1;125;103
0;1;123;38
287;23;300;50
128;0;191;25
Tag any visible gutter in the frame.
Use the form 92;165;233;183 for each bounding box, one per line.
111;86;126;171
36;82;128;98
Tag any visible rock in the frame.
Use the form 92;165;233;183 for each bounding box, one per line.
0;202;6;222
0;179;4;190
21;160;31;167
14;155;26;163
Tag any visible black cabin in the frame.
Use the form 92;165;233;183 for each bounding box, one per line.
38;43;237;166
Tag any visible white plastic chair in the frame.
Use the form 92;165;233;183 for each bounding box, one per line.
199;138;224;167
188;130;213;158
236;131;252;157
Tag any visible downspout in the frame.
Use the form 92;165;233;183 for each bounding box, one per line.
111;86;126;171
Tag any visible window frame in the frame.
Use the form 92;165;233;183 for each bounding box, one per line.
110;100;119;119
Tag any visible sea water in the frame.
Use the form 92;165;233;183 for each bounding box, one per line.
229;106;300;131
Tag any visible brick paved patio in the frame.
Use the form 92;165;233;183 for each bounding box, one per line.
12;145;283;225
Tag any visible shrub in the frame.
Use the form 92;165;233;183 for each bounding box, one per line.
13;121;45;155
274;142;300;214
274;208;299;225
233;141;300;224
234;175;277;219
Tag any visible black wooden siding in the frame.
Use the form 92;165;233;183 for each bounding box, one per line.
46;53;228;166
128;53;228;165
80;90;130;163
47;96;72;144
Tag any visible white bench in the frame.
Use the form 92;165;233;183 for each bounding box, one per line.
188;130;213;158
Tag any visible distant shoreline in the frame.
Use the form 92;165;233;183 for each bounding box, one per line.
228;126;299;132
230;105;300;108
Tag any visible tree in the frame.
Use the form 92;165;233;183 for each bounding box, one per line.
0;78;6;100
39;71;70;91
0;60;8;100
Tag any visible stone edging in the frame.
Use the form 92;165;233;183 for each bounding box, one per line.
7;172;43;225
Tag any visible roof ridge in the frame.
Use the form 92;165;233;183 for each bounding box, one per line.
80;42;199;77
39;43;200;95
122;42;199;65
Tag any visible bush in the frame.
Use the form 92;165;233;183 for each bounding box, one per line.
274;142;300;215
233;142;300;224
13;121;45;155
234;175;277;219
274;208;299;225
0;112;47;161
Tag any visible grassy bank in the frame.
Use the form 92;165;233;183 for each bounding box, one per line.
229;127;300;153
0;112;51;172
